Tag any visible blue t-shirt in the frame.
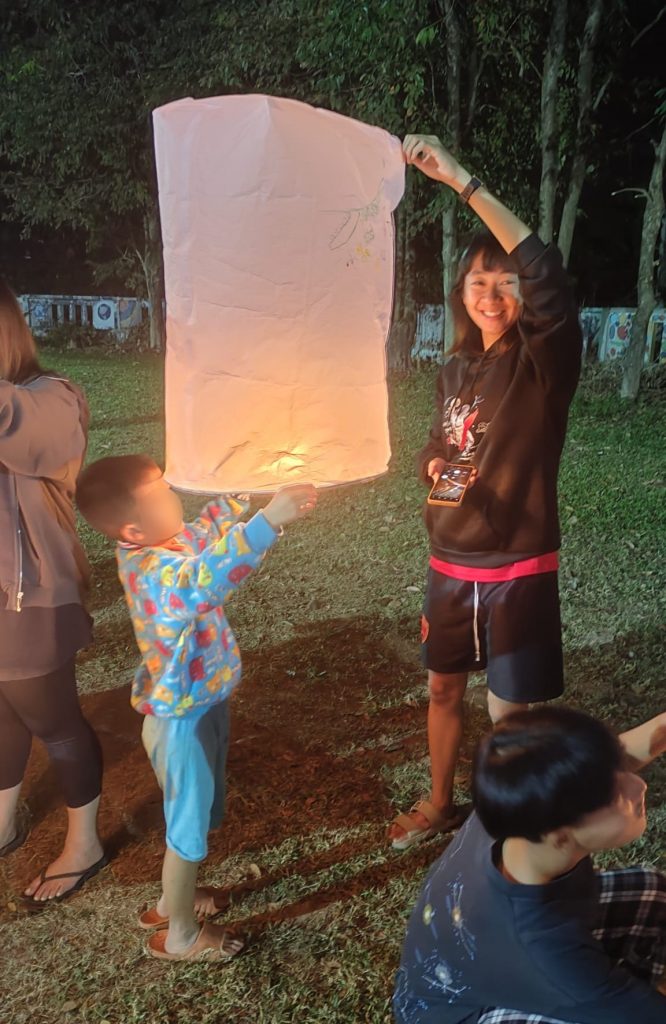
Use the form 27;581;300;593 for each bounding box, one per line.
394;813;665;1024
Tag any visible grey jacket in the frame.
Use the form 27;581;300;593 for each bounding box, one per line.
0;375;91;613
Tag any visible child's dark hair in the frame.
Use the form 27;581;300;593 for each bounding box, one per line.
76;454;160;537
448;231;518;356
472;706;624;843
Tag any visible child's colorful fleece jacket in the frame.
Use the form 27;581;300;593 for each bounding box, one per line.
117;497;278;717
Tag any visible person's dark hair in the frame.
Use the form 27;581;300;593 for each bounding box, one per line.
76;454;160;538
472;706;624;843
0;277;46;383
448;231;519;356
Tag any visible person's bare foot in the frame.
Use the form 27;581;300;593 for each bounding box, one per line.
193;886;231;917
155;886;231;922
151;922;245;960
23;840;104;901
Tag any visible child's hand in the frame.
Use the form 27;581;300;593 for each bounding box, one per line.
263;483;317;530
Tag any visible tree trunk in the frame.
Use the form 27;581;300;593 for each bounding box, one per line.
387;178;416;372
621;121;666;400
538;0;568;242
442;0;461;350
142;202;166;352
441;195;458;351
557;0;604;266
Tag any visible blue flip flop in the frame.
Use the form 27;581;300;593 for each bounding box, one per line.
22;852;109;909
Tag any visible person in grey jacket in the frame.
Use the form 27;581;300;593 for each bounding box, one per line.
0;278;106;904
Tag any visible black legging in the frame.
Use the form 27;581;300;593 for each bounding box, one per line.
0;658;102;808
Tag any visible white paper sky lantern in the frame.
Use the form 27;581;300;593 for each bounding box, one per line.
152;94;405;493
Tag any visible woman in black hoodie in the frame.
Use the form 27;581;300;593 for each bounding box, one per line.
389;136;582;850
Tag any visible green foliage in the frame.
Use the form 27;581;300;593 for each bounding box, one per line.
39;322;99;350
0;0;656;307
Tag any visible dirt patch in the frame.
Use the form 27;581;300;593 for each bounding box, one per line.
1;615;465;924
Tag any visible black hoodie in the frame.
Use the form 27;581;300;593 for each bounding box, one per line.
419;233;582;569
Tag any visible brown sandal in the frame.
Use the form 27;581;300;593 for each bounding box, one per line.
390;800;470;850
146;922;245;962
138;906;170;930
137;886;232;930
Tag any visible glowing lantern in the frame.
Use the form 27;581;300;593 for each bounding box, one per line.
152;94;405;493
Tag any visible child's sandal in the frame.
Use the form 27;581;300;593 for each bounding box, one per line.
137;905;169;930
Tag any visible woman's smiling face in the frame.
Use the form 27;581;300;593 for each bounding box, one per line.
462;254;521;348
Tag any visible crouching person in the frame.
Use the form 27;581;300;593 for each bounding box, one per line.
394;704;666;1022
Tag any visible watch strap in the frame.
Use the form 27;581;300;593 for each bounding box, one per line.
459;176;483;205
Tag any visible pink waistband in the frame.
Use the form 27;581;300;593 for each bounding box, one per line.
429;551;559;582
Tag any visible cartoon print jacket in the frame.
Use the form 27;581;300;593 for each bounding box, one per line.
117;497;278;718
418;234;583;568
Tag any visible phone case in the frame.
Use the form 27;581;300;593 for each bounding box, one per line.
427;464;473;507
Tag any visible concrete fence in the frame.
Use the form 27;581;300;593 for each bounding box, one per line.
19;294;148;341
413;305;666;364
19;293;666;365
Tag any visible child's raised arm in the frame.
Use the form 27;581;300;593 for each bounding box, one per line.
124;484;316;620
190;495;251;542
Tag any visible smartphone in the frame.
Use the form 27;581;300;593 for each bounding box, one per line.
427;463;474;507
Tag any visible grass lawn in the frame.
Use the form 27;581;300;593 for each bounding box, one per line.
0;353;664;1024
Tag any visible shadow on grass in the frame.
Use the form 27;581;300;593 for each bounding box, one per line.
8;614;662;922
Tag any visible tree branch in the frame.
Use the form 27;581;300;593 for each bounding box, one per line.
592;70;612;112
610;187;647;198
611;187;649;199
631;3;666;47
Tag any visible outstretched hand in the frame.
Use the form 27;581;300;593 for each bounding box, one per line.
263;483;317;530
402;134;464;188
619;711;666;772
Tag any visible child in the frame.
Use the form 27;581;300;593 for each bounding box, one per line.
77;454;316;961
394;705;666;1022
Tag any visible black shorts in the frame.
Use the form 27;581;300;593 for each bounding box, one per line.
421;568;563;703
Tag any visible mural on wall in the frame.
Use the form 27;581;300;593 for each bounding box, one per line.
19;294;145;338
118;298;143;329
413;304;446;362
646;308;666;363
579;307;605;359
412;304;665;365
18;291;666;363
600;308;666;363
92;299;118;330
600;308;634;361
